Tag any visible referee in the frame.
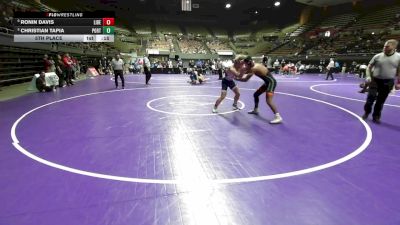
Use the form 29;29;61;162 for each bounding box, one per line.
143;54;151;85
362;39;400;123
111;54;125;89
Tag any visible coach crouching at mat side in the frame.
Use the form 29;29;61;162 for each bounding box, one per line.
111;54;125;89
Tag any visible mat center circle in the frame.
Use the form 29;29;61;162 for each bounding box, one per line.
146;95;245;116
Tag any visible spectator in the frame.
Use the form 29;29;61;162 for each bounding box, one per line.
62;53;74;86
55;54;65;87
43;54;51;72
36;71;55;92
48;56;56;73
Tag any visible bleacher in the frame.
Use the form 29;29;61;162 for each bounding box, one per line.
384;33;400;40
290;22;317;37
206;40;232;53
156;23;181;35
177;37;208;54
232;29;255;53
330;4;400;55
132;21;152;35
148;36;174;52
256;27;280;40
0;46;46;85
233;29;252;39
281;24;301;36
348;5;400;30
0;1;20;30
249;23;310;55
213;27;229;39
20;0;56;12
268;38;304;56
185;25;210;37
319;13;358;28
233;40;256;49
294;13;359;56
269;3;400;58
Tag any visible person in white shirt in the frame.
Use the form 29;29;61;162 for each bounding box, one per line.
273;59;280;74
325;58;335;80
359;63;368;78
143;55;151;85
111;54;125;89
362;39;400;123
341;62;347;73
299;64;305;74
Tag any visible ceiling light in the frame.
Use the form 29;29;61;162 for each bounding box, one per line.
274;1;280;7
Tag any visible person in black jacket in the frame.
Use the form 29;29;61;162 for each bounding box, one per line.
36;71;55;92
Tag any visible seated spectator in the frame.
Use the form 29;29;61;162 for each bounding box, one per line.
36;71;55;92
178;38;207;54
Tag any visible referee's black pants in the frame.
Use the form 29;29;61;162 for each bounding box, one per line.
364;78;394;119
144;66;151;84
114;70;124;88
326;68;334;80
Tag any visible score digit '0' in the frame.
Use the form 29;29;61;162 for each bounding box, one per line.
102;18;114;26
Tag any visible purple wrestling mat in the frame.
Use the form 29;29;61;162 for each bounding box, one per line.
0;73;399;225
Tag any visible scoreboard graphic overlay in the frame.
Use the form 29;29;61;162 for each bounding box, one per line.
13;12;115;42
